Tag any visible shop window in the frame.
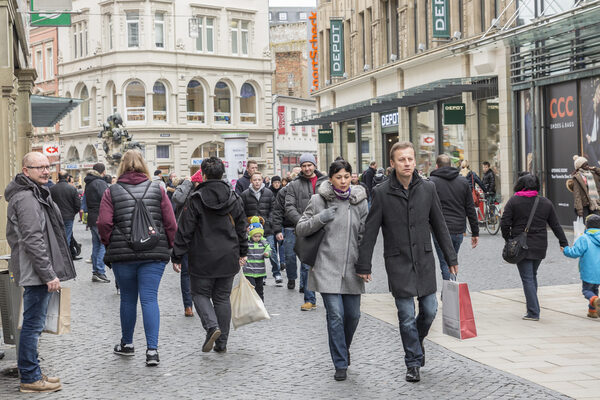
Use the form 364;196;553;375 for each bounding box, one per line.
359;117;373;172
341;121;358;169
156;145;170;159
187;80;205;123
199;142;224;158
214;81;231;123
442;97;465;165
410;103;437;176
248;143;261;158
240;83;256;123
153;81;167;121
518;90;534;172
80;86;90;127
478;98;501;193
125;80;145;122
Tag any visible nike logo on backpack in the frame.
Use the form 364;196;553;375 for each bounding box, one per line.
140;237;151;243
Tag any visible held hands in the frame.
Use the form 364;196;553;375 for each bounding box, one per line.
264;252;270;258
471;237;479;249
239;256;248;267
449;265;459;275
173;263;181;273
276;233;284;241
318;206;338;223
46;277;61;292
357;273;372;283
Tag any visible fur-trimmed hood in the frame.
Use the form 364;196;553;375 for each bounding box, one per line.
318;180;368;205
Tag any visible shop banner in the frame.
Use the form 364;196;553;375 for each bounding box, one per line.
545;81;579;226
443;103;466;124
330;19;345;77
580;77;600;168
222;133;248;190
318;129;333;144
278;106;286;135
381;111;399;128
433;0;450;38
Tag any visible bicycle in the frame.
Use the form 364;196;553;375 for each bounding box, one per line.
466;190;502;235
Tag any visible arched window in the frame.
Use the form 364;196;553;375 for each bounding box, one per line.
125;80;146;122
153;81;167;121
214;81;231;124
186;80;204;123
240;83;256;123
80;86;90;127
106;83;117;115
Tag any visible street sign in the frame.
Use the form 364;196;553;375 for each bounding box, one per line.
318;129;333;144
43;143;60;156
443;103;466;125
31;1;71;27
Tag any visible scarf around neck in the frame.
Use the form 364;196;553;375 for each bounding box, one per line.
515;190;538;197
581;170;600;211
333;186;351;200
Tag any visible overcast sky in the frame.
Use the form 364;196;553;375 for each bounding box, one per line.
269;0;316;6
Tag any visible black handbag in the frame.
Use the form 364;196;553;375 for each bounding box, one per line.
294;203;329;267
502;197;539;264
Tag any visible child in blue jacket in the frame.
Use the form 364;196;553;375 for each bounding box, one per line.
564;214;600;318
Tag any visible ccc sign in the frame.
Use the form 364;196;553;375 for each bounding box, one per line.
549;96;574;119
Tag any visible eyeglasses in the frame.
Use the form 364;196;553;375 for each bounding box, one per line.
26;165;51;171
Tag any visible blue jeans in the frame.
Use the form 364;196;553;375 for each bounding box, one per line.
112;261;166;349
283;228;316;304
63;219;74;245
321;293;361;369
582;281;599;311
433;233;463;280
18;285;52;383
180;254;192;308
516;259;542;318
266;235;281;277
90;226;106;275
394;293;438;368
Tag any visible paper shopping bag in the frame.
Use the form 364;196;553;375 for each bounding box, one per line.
442;279;477;340
574;217;585;242
43;288;71;335
230;273;270;329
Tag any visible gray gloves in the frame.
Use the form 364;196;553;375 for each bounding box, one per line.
318;206;338;223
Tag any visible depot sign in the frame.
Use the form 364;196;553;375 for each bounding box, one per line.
330;19;344;77
433;0;450;38
43;143;60;156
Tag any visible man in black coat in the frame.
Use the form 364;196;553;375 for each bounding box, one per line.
240;171;281;284
429;154;479;280
361;160;377;195
234;160;258;195
172;157;248;353
84;163;110;283
355;142;457;383
50;171;81;245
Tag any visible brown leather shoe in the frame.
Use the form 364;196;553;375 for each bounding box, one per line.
184;307;193;317
20;379;62;393
42;374;60;383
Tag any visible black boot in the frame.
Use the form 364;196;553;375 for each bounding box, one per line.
405;366;420;382
334;368;347;381
202;327;221;352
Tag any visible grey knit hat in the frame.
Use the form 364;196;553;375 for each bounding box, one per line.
586;214;600;229
299;153;317;167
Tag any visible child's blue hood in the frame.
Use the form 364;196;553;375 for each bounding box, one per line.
586;229;600;246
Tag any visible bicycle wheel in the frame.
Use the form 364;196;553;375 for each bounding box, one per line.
485;205;501;235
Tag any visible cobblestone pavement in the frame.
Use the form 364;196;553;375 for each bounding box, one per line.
0;223;573;399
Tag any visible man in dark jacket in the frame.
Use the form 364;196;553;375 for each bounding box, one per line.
234;160;258;195
5;152;76;393
50;171;81;245
172;157;248;353
84;163;110;283
361;160;377;195
352;172;371;202
355;142;457;383
429;154;479;280
482;161;496;213
285;153;327;310
240;171;281;284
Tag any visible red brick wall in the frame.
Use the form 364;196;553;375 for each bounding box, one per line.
273;51;307;97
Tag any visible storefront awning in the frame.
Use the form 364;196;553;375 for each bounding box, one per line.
31;95;83;127
293;76;497;126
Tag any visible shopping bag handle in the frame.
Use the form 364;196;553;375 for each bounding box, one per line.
449;273;457;282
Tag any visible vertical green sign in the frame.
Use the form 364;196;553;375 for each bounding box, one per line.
31;1;71;27
329;19;344;77
432;0;450;38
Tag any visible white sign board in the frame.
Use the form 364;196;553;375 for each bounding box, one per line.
222;134;248;189
43;143;60;156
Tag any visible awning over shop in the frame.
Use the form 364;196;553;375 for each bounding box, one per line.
293;76;497;126
31;95;82;127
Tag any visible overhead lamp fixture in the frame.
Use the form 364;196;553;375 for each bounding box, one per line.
325;79;331;85
390;53;398;61
418;43;426;52
342;72;348;79
491;18;500;28
453;31;462;40
363;64;370;71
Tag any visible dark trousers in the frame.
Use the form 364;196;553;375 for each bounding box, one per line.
246;276;265;301
192;276;235;346
180;254;192;308
433;233;463;280
516;259;542;318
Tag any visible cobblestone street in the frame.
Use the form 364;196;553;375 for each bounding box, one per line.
0;223;575;399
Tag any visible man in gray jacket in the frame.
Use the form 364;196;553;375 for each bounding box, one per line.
4;152;76;393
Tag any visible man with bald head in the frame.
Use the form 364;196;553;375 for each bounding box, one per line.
4;152;76;393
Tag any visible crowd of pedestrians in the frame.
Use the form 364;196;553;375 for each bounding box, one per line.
6;144;600;393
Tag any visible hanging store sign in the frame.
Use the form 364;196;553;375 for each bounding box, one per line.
278;106;286;135
443;103;466;124
31;1;71;27
420;134;435;146
43;143;60;156
381;111;399;128
309;12;319;92
432;0;450;38
318;129;333;144
329;19;345;77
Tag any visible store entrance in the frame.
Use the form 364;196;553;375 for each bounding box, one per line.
384;132;399;168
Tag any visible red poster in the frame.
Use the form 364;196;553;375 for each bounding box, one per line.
277;106;286;135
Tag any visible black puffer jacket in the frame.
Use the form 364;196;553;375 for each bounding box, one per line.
103;180;170;263
482;169;496;193
172;180;248;282
272;186;295;233
84;171;109;227
429;167;479;236
50;179;81;221
240;185;275;235
234;170;252;195
285;171;328;225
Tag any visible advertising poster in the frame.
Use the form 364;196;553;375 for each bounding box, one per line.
545;81;579;226
222;133;248;189
519;91;534;172
580;77;600;167
277;106;286;135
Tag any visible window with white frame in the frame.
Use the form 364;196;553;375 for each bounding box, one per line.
230;20;249;56
71;21;88;59
240;83;256;123
127;11;140;48
248;143;261;158
153;81;167;121
301;109;307;133
299;12;307;20
125;80;145;122
80;86;90;127
196;16;214;53
155;12;164;48
156;145;170;159
278;12;287;21
291;108;297;133
46;47;53;79
214;81;231;123
107;14;113;50
187;80;205;123
35;49;43;80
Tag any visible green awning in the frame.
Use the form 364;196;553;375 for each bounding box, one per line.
293;76;497;126
31;95;82;127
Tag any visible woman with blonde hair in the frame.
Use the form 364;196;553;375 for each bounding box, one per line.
97;150;177;366
460;159;486;192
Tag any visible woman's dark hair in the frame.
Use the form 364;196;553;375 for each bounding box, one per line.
201;157;225;180
514;172;540;192
328;159;352;178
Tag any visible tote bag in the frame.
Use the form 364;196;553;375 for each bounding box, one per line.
230;271;270;329
442;276;477;340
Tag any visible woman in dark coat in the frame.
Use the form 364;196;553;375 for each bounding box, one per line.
500;173;568;321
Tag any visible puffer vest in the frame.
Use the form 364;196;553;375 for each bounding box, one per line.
104;181;170;263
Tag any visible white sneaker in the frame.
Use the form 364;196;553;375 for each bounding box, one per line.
85;258;92;263
275;275;283;286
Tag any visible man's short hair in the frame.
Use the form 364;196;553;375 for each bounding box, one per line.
58;170;69;180
201;157;225;180
250;171;262;179
369;160;377;167
154;169;162;176
436;154;451;168
482;161;490;167
93;163;106;174
389;141;415;161
247;160;258;168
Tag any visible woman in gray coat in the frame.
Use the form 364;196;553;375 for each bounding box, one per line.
296;159;368;382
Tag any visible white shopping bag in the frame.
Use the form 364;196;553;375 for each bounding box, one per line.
442;277;477;340
18;288;71;335
574;217;585;242
230;272;270;329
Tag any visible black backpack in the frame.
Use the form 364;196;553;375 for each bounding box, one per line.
113;181;160;252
